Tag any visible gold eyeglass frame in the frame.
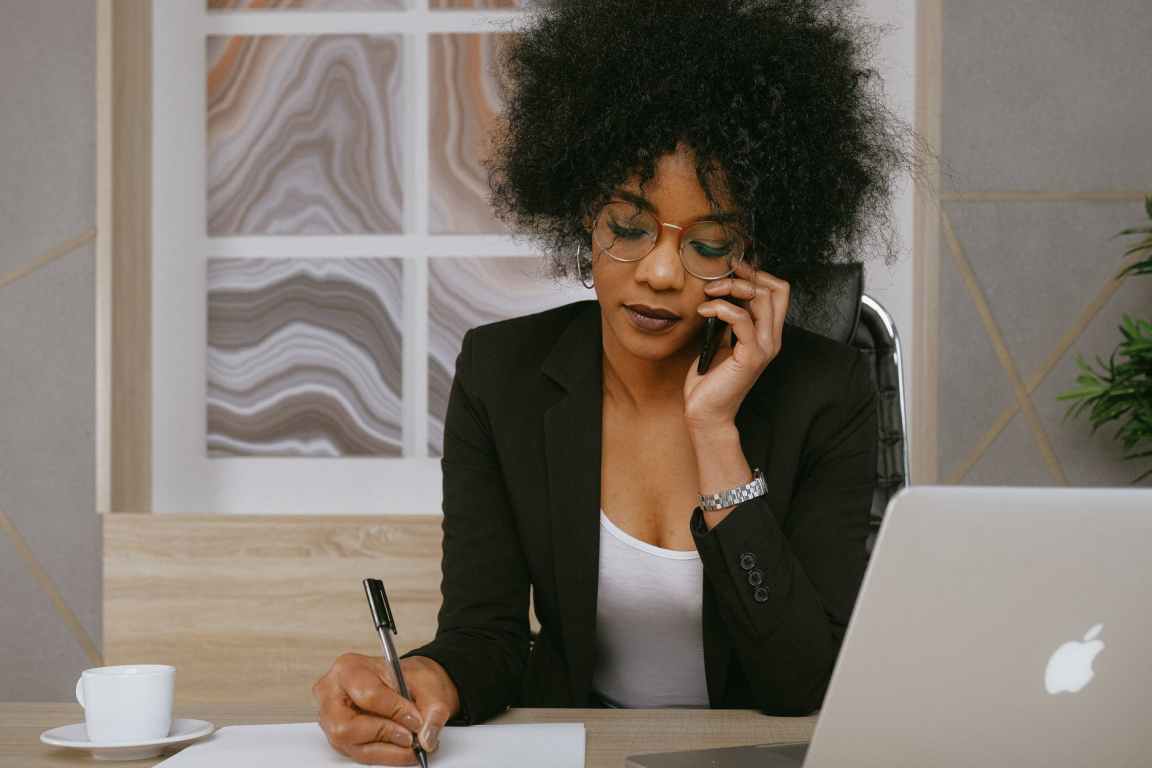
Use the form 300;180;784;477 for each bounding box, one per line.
589;199;753;281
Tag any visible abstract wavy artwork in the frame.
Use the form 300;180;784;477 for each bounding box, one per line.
207;35;404;235
428;33;514;234
208;0;406;10
207;258;405;457
427;256;592;456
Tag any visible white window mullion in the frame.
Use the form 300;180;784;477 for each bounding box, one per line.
206;235;539;259
202;10;528;36
403;27;430;459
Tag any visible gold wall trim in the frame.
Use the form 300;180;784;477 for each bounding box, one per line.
0;230;96;292
0;507;103;666
1017;246;1149;400
941;209;1069;484
945;246;1146;482
946;404;1017;483
911;0;943;483
943;191;1149;203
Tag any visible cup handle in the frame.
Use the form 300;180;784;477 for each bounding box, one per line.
75;677;85;709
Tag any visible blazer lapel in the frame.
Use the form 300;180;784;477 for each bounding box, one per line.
541;301;604;705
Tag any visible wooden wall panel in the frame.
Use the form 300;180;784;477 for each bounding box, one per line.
104;515;444;708
102;0;152;514
912;0;942;483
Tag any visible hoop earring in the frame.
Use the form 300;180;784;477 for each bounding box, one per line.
575;242;594;289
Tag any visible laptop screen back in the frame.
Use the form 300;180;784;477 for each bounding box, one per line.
805;485;1152;768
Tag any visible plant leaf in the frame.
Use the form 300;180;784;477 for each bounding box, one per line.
1061;198;1152;479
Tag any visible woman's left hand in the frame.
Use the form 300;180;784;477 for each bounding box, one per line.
683;260;790;430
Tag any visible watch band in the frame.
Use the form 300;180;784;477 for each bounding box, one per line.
698;466;767;512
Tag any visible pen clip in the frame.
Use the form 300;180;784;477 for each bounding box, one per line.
363;578;397;633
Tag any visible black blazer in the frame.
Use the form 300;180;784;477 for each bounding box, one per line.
405;299;878;722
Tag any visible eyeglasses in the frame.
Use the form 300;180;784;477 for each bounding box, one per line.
591;200;749;280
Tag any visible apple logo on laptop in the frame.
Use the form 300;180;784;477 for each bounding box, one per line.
1044;624;1104;694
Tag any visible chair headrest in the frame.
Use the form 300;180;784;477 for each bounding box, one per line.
777;262;863;343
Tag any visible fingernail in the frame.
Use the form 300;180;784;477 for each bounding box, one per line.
419;724;441;752
402;712;422;732
393;727;413;747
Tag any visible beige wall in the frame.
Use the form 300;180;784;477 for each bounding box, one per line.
0;0;102;699
936;0;1152;486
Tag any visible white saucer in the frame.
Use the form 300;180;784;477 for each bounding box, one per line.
40;718;215;761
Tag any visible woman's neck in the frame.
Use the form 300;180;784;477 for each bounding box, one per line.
600;315;696;413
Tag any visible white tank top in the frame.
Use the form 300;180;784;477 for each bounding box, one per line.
591;510;710;708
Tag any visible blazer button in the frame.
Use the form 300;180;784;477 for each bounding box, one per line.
747;569;763;587
753;586;770;603
739;553;756;571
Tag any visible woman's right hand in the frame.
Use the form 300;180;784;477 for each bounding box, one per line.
313;653;461;766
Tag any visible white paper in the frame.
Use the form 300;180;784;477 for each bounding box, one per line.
155;721;586;768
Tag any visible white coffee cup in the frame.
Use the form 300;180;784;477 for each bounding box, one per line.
74;664;175;743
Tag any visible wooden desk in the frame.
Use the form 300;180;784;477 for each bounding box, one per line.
2;703;815;768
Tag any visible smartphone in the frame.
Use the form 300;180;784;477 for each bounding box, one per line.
697;295;744;374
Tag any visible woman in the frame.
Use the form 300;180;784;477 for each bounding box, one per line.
314;0;914;763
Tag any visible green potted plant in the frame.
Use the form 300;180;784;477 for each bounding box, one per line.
1057;194;1152;483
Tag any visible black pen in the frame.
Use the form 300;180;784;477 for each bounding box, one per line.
363;578;430;768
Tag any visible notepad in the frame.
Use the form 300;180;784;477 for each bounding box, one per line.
154;721;586;767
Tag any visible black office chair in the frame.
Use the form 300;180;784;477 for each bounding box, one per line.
782;262;910;554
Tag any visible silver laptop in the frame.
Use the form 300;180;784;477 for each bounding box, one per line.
627;485;1152;767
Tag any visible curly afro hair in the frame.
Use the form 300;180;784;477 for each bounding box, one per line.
484;0;922;308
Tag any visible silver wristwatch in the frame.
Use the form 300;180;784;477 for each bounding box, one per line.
698;467;767;512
